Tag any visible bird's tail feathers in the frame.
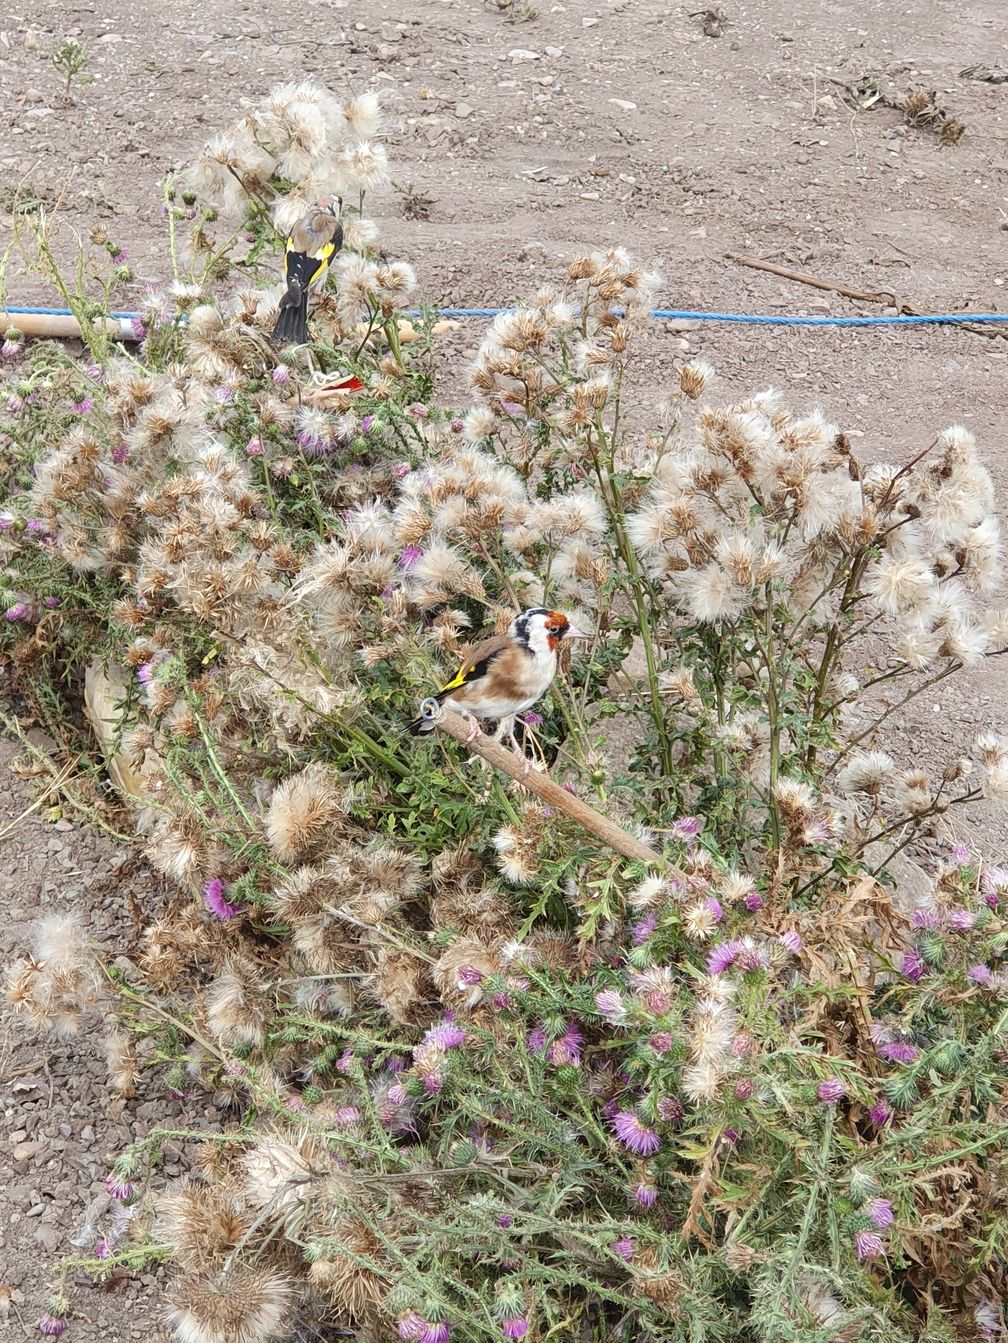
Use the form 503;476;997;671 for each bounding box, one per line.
408;715;437;736
272;282;309;346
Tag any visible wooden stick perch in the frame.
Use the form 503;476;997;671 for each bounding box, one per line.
431;709;662;864
1;308;137;341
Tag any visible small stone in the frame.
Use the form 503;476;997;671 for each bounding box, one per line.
23;87;43;103
97;32;122;42
454;101;473;118
27;1203;45;1218
583;15;599;26
579;190;600;200
544;45;563;56
379;21;402;41
80;1125;95;1143
608;98;636;110
9;1129;27;1143
58;1124;72;1138
817;94;838;111
508;48;540;62
13;1142;44;1161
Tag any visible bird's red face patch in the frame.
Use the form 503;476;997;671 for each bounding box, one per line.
544;610;570;651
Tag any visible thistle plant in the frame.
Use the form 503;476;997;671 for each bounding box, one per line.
3;80;1008;1343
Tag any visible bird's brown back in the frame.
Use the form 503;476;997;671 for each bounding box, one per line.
290;209;341;254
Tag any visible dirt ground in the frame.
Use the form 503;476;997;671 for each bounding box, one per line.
2;0;1008;1335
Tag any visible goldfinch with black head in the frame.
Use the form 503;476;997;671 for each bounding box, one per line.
271;194;343;347
409;608;587;747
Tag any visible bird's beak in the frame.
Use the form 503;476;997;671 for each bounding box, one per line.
564;623;590;640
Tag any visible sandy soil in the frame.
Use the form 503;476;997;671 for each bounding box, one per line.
2;0;1007;1335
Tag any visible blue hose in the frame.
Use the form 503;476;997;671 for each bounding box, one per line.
4;303;1007;329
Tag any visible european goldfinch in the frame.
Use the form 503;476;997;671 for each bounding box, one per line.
271;195;343;347
409;608;587;747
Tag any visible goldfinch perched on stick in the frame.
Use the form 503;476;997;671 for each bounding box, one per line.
409;608;587;752
271;194;343;347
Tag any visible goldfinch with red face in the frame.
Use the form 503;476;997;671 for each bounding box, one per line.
409;608;587;745
271;195;343;347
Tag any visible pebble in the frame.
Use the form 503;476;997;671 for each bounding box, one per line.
13;1141;45;1161
455;102;474;118
508;48;540;62
9;1129;27;1143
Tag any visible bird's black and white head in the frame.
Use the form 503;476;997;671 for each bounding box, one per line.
511;608;588;656
317;194;343;216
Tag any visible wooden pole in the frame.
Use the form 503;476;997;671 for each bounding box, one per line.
431;709;663;865
1;308;138;341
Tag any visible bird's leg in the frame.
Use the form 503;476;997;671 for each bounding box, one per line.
503;716;533;777
463;711;482;744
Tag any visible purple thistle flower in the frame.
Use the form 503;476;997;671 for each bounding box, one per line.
4;602;29;621
502;1319;527;1340
421;1071;443;1096
450;417;464;433
26;518;46;534
112;248;127;264
734;1078;754;1100
744;891;764;912
398;1313;427;1341
707;940;741;974
611;1235;636;1262
334;1105;361;1127
136;660;157;685
399;545;425;569
549;1023;582;1067
2;337;24;360
947;909;975;932
672;815;701;839
491;991;512;1010
0;512;14;529
111;443;128;465
869;1100;892;1126
633;912;658;946
245;437;264;456
867;1197;894;1229
271;363;290;385
84;362;102;381
37;1315;69;1337
519;710;543;726
722;1127;741;1144
877;1041;918;1064
705;897;724;922
778;930;802;954
360;414;375;435
458;965;484;987
527;1027;547;1053
104;1173;134;1201
423;1020;466;1050
650;1031;674;1055
657;1096;684;1122
72;396;95;414
595;989;626;1023
420;1323;449;1343
214;383;236;404
611;1110;661;1156
855;1229;884;1262
337;1047;355;1073
950;842;970;866
901;952;926;982
911;908;939;930
388;1083;408;1105
44;596;60;608
497;1213;513;1228
95;1238;111;1259
129;317;147;341
634;1181;658;1209
818;1077;846;1104
969;963;994;985
202;878;239;921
